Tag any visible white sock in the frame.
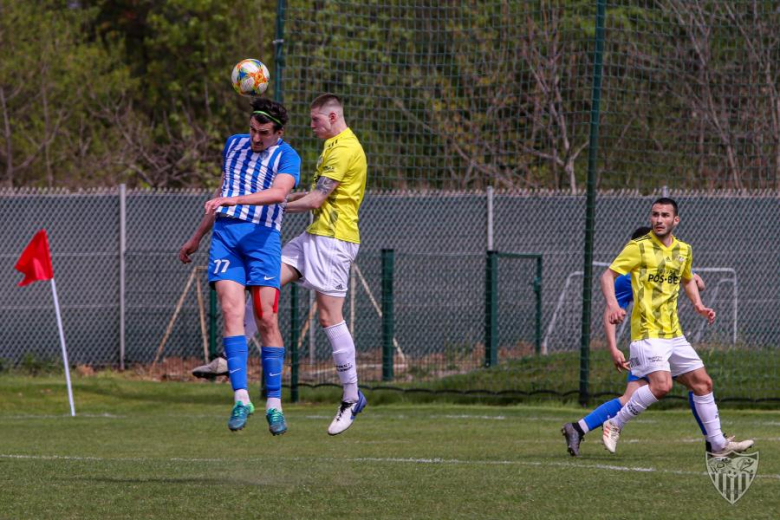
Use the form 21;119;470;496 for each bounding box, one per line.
266;397;282;412
692;392;727;451
324;321;359;402
577;419;590;434
613;385;658;430
234;389;250;405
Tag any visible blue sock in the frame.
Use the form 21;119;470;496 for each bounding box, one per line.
224;336;248;391
688;391;707;435
581;398;623;433
261;346;285;399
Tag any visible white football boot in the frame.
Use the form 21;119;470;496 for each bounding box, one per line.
328;391;368;436
602;419;621;453
191;356;228;378
709;436;754;457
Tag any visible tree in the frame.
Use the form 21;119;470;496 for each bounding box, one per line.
89;0;276;188
0;0;135;188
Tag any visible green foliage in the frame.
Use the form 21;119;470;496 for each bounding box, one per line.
0;0;276;188
3;0;780;189
369;346;780;407
90;0;277;188
283;1;599;190
282;0;780;190
0;0;136;187
18;353;60;376
443;341;475;369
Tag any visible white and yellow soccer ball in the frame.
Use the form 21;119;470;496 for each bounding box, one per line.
231;59;270;97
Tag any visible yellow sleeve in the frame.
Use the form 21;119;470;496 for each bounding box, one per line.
609;241;640;275
682;244;693;281
319;143;352;183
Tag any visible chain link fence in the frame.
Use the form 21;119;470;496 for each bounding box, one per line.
279;0;780;192
0;189;777;402
271;0;780;402
2;1;780;403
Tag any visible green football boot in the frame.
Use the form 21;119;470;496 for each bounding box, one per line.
266;408;288;436
228;402;252;432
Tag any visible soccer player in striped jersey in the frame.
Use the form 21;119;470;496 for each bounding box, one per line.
179;98;301;435
190;94;368;436
561;227;709;456
599;198;753;456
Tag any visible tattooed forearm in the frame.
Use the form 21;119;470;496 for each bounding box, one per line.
315;176;338;196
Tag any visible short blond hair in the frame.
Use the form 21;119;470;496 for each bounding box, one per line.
310;93;343;113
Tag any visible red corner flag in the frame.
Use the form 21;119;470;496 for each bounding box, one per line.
14;229;75;416
15;230;54;286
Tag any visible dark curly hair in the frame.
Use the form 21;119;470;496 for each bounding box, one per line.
250;98;288;131
631;226;652;239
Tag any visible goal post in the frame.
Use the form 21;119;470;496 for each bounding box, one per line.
485;251;543;367
544;262;738;354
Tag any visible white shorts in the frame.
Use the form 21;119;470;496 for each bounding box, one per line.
281;232;359;298
628;336;705;378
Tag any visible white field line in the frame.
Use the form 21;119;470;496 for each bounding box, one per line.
1;453;778;480
303;414;513;421
1;413;654;423
5;412;780;427
1;413;125;419
4;414;779;443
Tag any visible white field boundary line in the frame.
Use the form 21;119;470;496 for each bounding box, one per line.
1;413;645;422
9;427;775;445
1;413;125;419
5;413;780;429
0;414;704;428
1;453;778;480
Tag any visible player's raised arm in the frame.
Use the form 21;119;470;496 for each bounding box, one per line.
179;176;223;263
286;191;308;203
204;173;297;214
285;176;340;213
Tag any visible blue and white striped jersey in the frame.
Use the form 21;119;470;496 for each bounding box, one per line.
217;135;301;230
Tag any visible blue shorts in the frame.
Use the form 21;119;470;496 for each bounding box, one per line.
626;371;648;383
208;216;281;289
626;371;675;383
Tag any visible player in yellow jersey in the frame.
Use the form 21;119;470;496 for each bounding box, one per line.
191;94;368;435
599;198;753;456
282;93;368;435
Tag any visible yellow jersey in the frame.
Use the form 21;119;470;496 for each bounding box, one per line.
609;232;693;340
306;128;367;243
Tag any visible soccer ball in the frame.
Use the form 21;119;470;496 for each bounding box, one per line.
231;59;270;97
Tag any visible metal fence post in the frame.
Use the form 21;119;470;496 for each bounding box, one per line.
579;0;607;406
535;256;543;356
485;250;498;368
274;0;286;103
118;184;126;370
290;284;299;403
486;186;494;251
381;249;394;381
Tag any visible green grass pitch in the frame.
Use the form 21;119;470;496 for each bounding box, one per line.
0;375;777;519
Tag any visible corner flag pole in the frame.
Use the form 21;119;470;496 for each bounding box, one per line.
15;229;75;416
50;278;76;416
